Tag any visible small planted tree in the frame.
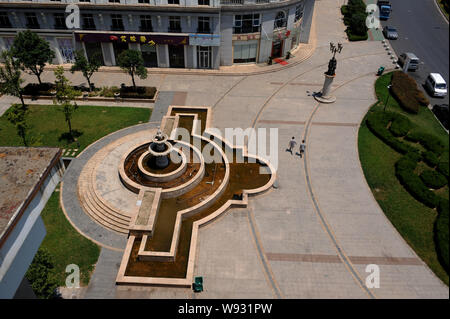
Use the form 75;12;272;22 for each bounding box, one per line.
0;50;26;108
25;248;59;299
117;49;147;90
70;50;101;92
11;30;55;85
6;103;29;146
53;66;78;140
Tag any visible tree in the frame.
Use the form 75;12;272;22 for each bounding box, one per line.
117;49;147;90
25;248;59;299
11;30;55;85
70;50;101;92
0;50;26;108
6;103;29;146
53;66;78;139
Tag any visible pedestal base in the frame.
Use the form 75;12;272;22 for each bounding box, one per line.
314;73;337;104
314;94;337;104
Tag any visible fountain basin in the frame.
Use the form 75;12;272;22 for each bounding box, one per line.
138;148;187;183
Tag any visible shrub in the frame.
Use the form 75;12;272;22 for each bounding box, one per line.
366;111;418;154
437;161;449;178
349;12;368;36
415;90;430;106
422;151;439;167
99;86;119;98
420;169;448;189
346;30;369;41
120;86;156;99
406;130;445;155
395;153;440;208
435;199;449;271
25;248;59;299
23;82;55;96
341;5;349;19
391;71;422;114
389;113;411;137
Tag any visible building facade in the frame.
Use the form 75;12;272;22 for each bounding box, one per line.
0;147;63;299
0;0;314;69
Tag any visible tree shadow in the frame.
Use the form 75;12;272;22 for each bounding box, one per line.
58;129;83;144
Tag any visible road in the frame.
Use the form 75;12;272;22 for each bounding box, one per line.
381;0;449;106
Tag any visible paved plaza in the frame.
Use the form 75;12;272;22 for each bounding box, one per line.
1;0;448;299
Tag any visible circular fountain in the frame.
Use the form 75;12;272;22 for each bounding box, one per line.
148;127;172;169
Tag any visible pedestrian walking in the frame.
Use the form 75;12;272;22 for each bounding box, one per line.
287;137;297;154
299;140;306;158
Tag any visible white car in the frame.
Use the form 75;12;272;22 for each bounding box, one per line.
425;73;448;97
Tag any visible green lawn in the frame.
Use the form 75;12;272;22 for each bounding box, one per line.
359;72;449;285
0;104;151;156
438;0;449;20
40;188;100;286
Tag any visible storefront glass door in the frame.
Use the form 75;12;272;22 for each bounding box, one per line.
113;42;129;64
168;45;185;68
271;40;283;58
84;42;104;65
141;44;158;67
197;46;211;69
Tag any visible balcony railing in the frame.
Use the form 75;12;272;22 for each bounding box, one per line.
221;0;271;4
220;0;244;5
168;27;182;33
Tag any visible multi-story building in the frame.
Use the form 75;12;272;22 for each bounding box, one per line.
0;0;314;70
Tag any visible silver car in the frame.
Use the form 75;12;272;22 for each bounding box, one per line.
383;26;398;40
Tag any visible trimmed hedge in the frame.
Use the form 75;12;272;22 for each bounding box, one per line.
389;114;412;137
391;71;429;114
420;170;448;189
437;161;449;178
119;86;156;99
406;130;445;155
435;199;449;272
422;151;439;167
342;0;368;41
366;111;417;154
395;153;441;208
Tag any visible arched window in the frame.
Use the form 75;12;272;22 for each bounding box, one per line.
274;11;287;29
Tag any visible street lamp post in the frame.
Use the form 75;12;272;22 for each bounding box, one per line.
384;84;392;112
314;42;343;104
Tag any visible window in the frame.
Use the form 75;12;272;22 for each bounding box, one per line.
233;14;260;34
274;11;287;28
79;0;91;2
169;16;181;33
109;0;121;3
168;0;180;4
233;41;258;63
54;13;67;29
82;14;96;30
295;4;304;22
198;0;210;5
25;13;40;29
197;16;210;33
140;15;153;32
138;0;150;3
0;12;12;28
111;14;124;31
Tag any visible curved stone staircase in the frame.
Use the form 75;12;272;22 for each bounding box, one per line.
78;157;131;234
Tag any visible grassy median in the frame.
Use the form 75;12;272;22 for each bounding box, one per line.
359;72;449;285
0;104;151;156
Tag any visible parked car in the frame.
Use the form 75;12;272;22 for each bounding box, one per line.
432;104;449;130
397;52;420;71
425;73;448;97
382;26;398;39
